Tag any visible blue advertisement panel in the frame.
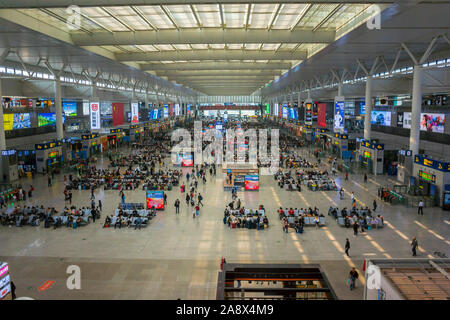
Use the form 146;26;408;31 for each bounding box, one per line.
282;104;288;119
371;111;391;126
334;101;345;130
12;113;31;129
360;101;365;115
62;100;77;116
163;104;169;118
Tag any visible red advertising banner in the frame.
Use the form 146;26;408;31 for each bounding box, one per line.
279;104;282;118
317;103;327;128
112;102;124;126
169;104;174;117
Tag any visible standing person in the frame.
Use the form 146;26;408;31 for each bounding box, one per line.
418;200;424;215
48;175;52;187
351;192;355;203
373;199;377;212
364;173;367;183
174;199;180;214
345;172;348;181
411;237;419;256
91;207;96;223
68;191;72;205
348;267;359;291
163;193;167;205
98;199;102;212
198;193;204;207
186;193;190;206
121;193;125;204
353;221;359;236
29;185;34;198
195;204;200;217
91;187;95;200
345;238;350;257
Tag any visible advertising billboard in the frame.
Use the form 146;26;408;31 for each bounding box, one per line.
371;111;391;126
317;103;327;128
334;100;345;131
177;153;193;167
244;175;259;191
397;111;404;127
12;113;31;129
131;102;139;123
90;102;100;129
62;100;77;117
305;102;313;125
420;113;445;133
186;104;191;114
146;191;164;209
282;105;288;119
82;100;90;115
175;104;180;116
2;114;13;131
163;104;169;118
266;103;270;114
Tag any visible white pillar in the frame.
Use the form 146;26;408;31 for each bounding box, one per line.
289;93;293;107
409;65;423;157
91;81;98;98
54;79;64;140
0;78;6;150
145;91;149;110
307;88;311;100
337;82;343;97
364;75;373;141
297;91;301;107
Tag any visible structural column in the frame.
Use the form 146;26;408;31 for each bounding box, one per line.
363;75;373;141
54;78;64;140
409;65;423;157
337;81;343;97
0;78;6;150
145;91;150;110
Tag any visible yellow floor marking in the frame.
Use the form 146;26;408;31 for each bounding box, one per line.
270;187;282;206
321;191;338;207
414;221;450;245
368;179;381;187
324;229;365;285
297;191;310;207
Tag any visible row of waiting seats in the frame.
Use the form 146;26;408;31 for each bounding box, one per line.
337;216;384;229
226;209;265;216
109;216;149;228
114;209;152;217
286;215;326;226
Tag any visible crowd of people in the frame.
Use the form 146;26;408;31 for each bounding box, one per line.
0;203;101;229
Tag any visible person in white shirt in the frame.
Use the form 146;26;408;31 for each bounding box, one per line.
418;200;424;215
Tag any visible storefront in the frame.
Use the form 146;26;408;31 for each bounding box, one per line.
411;155;450;207
35;140;63;174
0;150;19;182
69;137;84;159
108;128;126;148
16;149;37;177
358;140;384;175
81;133;101;158
129;124;144;142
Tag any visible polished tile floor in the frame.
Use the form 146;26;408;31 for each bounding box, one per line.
1;147;449;300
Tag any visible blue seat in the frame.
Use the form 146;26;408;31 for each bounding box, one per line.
337;217;345;226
